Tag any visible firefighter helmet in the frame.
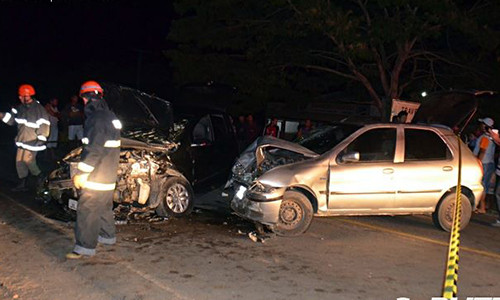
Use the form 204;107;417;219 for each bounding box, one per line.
79;80;103;96
18;84;35;97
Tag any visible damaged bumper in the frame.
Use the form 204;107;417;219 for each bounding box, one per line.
230;183;282;225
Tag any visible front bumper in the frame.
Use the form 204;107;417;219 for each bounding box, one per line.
230;184;282;225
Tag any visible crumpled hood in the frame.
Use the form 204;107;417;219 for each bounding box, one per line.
257;155;327;188
227;136;319;187
102;83;173;130
238;136;318;171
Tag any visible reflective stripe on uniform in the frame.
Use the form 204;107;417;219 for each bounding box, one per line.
36;118;50;126
15;118;39;128
77;162;95;173
2;112;11;123
11;108;17;114
84;181;116;191
15;142;46;151
81;137;89;145
104;140;121;148
112;119;122;129
37;135;47;141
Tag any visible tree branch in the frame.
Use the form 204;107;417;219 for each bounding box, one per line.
346;57;384;114
304;64;359;80
310;51;350;67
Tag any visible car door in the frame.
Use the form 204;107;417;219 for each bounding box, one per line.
393;127;454;212
208;113;239;179
190;113;238;189
328;127;398;212
190;114;216;186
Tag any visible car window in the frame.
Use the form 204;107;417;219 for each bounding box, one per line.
210;114;228;141
340;128;396;163
296;125;361;154
405;129;451;161
192;114;214;144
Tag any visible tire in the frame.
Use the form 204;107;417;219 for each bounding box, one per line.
272;191;313;237
155;177;194;217
432;192;472;232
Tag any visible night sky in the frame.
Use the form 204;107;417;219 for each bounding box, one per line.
0;1;174;109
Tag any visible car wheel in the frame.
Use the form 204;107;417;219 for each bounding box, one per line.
432;192;472;232
155;177;194;217
272;191;313;237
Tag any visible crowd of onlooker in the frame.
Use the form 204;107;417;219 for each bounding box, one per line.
235;114;316;152
42;94;85;159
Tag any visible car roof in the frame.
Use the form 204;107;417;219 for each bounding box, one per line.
361;122;454;133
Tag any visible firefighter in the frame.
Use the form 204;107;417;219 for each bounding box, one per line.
66;81;121;259
0;84;50;191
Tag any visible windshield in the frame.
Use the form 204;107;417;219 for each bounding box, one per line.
295;124;361;154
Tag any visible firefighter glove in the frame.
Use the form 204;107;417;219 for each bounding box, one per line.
73;173;89;189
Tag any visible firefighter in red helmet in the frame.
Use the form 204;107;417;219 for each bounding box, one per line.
0;84;50;191
67;80;121;259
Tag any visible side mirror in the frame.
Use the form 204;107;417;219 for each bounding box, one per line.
340;151;360;163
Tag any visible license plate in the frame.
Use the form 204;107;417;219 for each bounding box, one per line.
68;199;78;211
235;185;247;200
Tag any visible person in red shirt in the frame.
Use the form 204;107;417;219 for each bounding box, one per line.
265;118;279;137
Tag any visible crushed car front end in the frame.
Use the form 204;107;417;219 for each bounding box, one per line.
227;136;319;224
230;181;286;225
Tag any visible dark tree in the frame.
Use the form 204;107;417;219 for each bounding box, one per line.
167;0;500;119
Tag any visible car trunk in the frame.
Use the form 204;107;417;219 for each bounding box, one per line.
412;90;492;134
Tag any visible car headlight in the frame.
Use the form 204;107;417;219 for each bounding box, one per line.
235;185;247;200
232;161;245;176
250;181;277;194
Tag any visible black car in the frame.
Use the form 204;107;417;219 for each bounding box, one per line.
39;83;239;219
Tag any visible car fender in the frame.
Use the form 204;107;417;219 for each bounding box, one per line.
287;185;319;212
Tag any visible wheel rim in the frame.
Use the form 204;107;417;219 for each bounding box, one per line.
166;183;189;213
279;200;303;228
444;201;455;225
442;195;469;230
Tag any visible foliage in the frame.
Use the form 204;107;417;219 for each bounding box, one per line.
166;0;500;119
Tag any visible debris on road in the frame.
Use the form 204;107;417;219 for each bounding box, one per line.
247;230;274;243
248;231;259;242
115;220;127;225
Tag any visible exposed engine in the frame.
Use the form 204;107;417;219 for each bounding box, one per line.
114;150;162;205
259;149;310;174
44;146;172;209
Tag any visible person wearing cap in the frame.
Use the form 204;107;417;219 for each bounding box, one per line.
0;84;50;191
484;127;500;226
473;117;496;214
66;81;121;259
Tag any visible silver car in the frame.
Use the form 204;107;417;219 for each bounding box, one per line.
228;91;486;236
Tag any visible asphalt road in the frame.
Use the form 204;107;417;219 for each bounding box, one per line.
0;182;499;300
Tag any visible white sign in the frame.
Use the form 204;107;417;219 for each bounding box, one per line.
391;99;421;123
68;199;78;211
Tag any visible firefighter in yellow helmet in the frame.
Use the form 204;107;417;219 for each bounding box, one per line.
0;84;50;191
67;81;122;259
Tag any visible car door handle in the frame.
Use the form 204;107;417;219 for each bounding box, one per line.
442;166;453;172
382;168;394;174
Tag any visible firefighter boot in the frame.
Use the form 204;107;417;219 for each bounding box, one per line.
65;252;83;260
11;177;28;192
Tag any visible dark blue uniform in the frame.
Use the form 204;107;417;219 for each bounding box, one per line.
73;98;121;256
